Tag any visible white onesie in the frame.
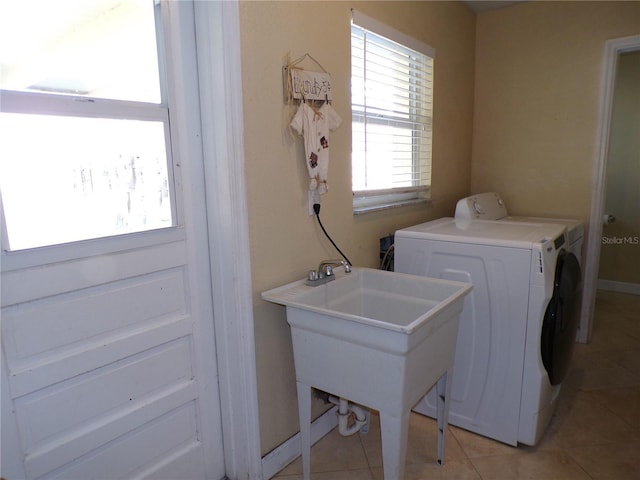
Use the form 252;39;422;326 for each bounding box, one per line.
290;102;342;194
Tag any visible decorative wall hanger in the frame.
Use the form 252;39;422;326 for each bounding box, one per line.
283;53;333;103
285;53;341;197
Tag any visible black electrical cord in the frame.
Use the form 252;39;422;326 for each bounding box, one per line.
313;203;353;266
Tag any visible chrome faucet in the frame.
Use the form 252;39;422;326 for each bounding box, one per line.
318;259;352;276
306;259;351;286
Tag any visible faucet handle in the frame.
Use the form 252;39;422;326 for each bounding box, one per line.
322;265;334;276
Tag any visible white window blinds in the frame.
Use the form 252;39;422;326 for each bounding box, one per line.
351;11;434;213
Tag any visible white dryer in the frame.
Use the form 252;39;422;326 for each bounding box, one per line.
395;218;581;446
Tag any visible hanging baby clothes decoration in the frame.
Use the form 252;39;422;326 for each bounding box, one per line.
290;102;342;194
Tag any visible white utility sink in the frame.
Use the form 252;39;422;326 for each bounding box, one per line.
262;267;472;480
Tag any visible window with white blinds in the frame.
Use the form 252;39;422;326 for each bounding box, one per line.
351;11;434;213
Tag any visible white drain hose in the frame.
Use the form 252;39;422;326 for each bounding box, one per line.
328;396;368;436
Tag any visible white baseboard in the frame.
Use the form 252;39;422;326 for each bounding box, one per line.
597;279;640;295
261;406;338;479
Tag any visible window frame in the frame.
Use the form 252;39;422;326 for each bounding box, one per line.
0;0;180;254
351;10;435;214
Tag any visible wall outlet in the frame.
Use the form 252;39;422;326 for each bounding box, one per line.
308;190;320;216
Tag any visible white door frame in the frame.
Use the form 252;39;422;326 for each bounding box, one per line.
192;1;262;478
581;34;640;343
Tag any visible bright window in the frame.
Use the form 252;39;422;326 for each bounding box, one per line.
351;11;434;213
0;0;174;251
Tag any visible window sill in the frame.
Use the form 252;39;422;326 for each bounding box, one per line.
353;197;431;215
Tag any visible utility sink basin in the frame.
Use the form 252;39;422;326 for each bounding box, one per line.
262;267;472;480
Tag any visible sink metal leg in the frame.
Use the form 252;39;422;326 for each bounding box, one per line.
435;370;452;465
296;382;312;480
379;410;410;480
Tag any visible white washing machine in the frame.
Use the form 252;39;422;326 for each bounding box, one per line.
455;192;586;339
454;192;584;266
395;218;582;446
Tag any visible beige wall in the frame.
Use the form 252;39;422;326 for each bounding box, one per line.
238;1;475;454
472;1;640;221
599;51;640;284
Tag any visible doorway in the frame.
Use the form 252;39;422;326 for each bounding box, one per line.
582;35;640;343
598;50;640;292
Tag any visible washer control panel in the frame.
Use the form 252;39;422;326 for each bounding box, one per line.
455;192;508;220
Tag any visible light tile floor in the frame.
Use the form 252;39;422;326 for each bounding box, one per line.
273;290;640;479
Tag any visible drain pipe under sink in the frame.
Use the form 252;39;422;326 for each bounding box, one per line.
328;395;369;436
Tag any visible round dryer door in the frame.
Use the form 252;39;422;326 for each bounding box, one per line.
541;250;582;385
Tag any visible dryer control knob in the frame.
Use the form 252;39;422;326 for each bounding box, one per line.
473;201;485;215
